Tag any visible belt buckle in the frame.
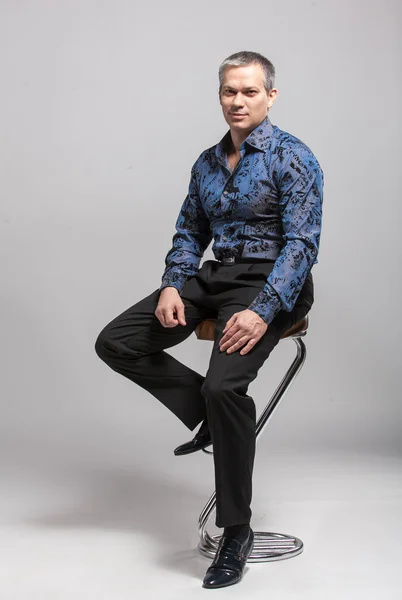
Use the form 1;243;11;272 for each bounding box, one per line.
222;256;236;265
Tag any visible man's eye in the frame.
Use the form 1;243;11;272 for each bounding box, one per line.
225;90;256;95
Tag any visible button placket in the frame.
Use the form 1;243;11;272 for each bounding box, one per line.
221;148;244;209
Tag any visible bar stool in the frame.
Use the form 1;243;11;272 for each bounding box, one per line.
194;314;309;562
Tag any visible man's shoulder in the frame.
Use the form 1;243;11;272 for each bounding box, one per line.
273;124;319;162
190;146;217;176
272;126;323;184
196;145;217;163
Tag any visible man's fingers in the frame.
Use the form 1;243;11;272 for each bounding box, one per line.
222;313;238;334
164;308;178;327
154;309;164;327
219;323;242;346
176;303;186;326
217;309;268;352
239;338;257;355
225;335;250;354
156;307;175;327
219;329;246;351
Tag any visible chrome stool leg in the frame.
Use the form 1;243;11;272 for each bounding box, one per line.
197;330;308;562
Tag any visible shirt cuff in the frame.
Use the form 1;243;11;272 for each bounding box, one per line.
159;270;188;295
247;287;283;325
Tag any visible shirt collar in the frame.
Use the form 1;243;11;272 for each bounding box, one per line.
215;114;274;163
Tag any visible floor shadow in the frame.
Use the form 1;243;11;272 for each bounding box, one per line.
22;462;219;577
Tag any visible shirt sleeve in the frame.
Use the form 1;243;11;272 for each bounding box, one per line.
159;161;212;294
247;145;324;325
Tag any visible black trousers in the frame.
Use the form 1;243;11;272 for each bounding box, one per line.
95;259;314;527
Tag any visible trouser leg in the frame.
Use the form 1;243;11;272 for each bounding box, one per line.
201;300;312;528
94;288;213;430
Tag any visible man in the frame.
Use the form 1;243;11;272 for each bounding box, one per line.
95;50;324;589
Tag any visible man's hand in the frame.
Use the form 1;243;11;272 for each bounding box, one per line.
155;287;187;328
219;309;268;356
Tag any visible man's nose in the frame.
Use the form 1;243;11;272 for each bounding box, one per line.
231;93;245;108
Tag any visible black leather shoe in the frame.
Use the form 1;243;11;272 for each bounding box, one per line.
202;528;254;589
174;418;211;456
173;429;212;456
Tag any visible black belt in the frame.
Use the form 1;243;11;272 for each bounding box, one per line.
219;256;275;266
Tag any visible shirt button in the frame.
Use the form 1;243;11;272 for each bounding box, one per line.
223;190;228;195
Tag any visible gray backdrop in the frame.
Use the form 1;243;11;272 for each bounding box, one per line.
1;0;401;477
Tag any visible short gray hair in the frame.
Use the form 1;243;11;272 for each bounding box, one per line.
218;51;275;95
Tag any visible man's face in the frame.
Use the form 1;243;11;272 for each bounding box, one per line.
219;63;277;136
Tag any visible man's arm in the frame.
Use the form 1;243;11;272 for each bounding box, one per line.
159;160;212;295
247;145;324;324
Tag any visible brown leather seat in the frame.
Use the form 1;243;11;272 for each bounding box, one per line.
194;316;308;341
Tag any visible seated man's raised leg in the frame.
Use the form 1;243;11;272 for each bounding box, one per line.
94;288;211;430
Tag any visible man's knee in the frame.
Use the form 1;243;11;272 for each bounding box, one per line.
201;377;235;402
94;327;114;361
95;322;146;364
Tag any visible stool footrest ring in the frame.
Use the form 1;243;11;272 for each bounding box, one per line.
198;531;303;562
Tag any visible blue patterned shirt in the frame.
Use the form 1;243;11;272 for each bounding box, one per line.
159;115;324;325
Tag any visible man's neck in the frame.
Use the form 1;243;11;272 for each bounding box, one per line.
228;130;249;155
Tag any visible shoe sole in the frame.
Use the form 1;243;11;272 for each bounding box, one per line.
174;441;212;456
